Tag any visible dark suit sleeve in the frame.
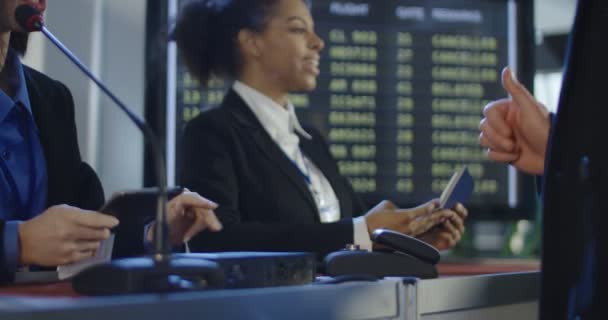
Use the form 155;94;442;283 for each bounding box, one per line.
180;114;353;258
0;220;9;284
73;162;105;210
536;112;557;196
55;80;104;210
25;66;104;210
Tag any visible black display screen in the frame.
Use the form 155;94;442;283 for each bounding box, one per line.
154;0;536;219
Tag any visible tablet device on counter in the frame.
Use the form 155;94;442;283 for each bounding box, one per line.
101;187;184;258
100;187;184;218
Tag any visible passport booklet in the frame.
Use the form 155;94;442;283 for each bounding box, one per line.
439;166;474;209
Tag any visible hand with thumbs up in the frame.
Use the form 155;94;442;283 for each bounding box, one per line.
479;67;552;175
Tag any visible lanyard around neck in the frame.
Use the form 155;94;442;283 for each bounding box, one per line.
289;148;313;186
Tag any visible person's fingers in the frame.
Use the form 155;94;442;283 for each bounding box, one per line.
68;250;96;264
408;209;454;236
394;201;437;223
486;149;520;164
203;210;223;231
75;240;102;253
65;225;111;241
182;223;204;242
482;99;513;138
438;231;457;249
452;218;465;236
454;203;468;219
146;221;156;242
479;119;515;152
447;211;465;235
428;225;457;250
182;209;222;242
69;210;119;229
480;130;516;154
443;220;461;243
169;192;218;216
413;199;440;214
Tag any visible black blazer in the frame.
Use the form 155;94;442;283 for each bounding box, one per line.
0;67;104;283
180;90;367;257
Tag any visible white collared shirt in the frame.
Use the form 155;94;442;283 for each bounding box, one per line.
233;81;372;251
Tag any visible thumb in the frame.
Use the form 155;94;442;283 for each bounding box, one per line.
422;199;440;212
502;67;537;118
505;97;519;128
406;199;439;218
372;200;397;211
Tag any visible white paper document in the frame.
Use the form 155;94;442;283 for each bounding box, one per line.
57;234;115;280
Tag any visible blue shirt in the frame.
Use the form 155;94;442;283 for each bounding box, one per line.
0;49;48;273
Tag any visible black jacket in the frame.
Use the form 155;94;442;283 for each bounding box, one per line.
180;90;367;257
539;2;608;315
0;66;104;283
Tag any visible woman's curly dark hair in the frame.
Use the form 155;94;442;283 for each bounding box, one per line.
173;0;309;86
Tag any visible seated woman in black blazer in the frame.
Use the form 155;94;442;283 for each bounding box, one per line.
174;0;468;257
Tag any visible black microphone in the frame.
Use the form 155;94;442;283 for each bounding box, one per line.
15;5;43;32
15;5;223;294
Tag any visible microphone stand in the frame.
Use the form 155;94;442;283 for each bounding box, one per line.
40;26;171;261
18;6;224;294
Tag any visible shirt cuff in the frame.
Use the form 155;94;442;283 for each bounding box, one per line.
352;216;372;251
4;221;22;275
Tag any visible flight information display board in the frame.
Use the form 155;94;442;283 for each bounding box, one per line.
164;0;535;217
